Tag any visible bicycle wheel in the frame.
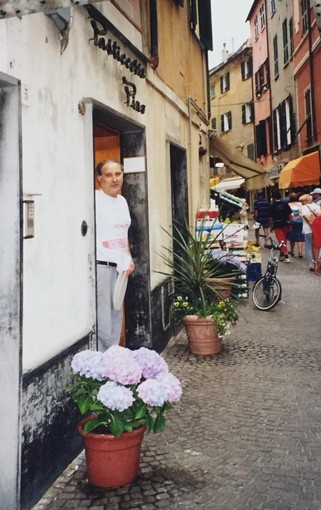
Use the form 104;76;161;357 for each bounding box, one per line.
252;276;282;311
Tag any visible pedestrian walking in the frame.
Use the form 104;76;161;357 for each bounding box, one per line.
310;187;321;206
287;192;304;258
269;190;292;263
95;160;135;351
299;193;321;272
253;192;271;247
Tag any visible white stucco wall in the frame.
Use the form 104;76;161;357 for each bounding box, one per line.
0;5;206;369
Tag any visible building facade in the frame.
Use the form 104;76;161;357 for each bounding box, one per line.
209;42;255;164
0;1;212;508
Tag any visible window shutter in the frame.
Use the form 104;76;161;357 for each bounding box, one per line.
280;101;287;149
250;102;254;122
190;0;197;30
242;104;246;124
221;114;224;132
220;76;223;94
227;111;232;130
198;0;213;50
226;72;230;91
248;58;252;77
241;62;245;81
272;109;278;154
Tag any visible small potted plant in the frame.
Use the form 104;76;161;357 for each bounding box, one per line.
159;219;242;355
67;345;182;488
172;295;239;355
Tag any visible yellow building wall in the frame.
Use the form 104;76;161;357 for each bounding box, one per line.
156;2;207;111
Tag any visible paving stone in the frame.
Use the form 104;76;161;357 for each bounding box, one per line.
33;246;321;509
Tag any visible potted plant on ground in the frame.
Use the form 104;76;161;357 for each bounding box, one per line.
159;219;242;355
67;345;182;488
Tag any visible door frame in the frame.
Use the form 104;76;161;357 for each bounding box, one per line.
0;72;23;509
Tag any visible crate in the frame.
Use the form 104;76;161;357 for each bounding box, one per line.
246;262;262;282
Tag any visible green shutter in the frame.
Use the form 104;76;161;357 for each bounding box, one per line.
198;0;213;50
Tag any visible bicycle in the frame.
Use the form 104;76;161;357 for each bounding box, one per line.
252;236;284;311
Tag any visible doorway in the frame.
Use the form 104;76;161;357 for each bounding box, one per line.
93;125;126;345
170;144;188;244
92;105;150;349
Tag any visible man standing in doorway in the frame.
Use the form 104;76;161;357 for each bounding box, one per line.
95;160;135;351
310;187;321;206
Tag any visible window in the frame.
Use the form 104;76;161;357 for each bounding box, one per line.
189;0;213;50
282;19;289;64
220;72;230;93
289;18;294;57
242;103;254;124
221;111;232;132
305;88;312;139
254;15;259;40
273;95;294;153
255;120;267;156
241;58;252;80
260;3;266;30
273;35;279;78
271;0;276;15
255;59;270;96
211;117;217;130
210;84;216;99
302;0;308;35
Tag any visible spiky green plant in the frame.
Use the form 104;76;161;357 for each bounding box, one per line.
159;219;241;315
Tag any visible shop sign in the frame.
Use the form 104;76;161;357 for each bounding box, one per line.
268;163;284;179
89;12;146;79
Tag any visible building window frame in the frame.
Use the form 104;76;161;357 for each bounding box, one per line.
282;18;289;64
260;3;266;31
221;111;232;133
273;35;279;78
254;15;259;40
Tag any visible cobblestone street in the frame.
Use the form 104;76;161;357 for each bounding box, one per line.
34;249;321;510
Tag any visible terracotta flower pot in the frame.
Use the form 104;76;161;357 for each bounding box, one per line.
183;315;222;355
78;416;145;488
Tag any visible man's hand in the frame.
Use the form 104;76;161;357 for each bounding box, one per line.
125;259;135;277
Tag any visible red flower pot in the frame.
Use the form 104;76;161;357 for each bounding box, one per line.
78;416;145;488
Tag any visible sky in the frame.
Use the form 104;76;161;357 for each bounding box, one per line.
209;0;254;69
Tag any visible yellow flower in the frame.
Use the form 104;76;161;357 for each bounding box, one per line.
183;302;189;308
177;296;183;302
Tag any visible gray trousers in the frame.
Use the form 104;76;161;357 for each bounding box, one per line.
304;233;314;269
97;265;123;351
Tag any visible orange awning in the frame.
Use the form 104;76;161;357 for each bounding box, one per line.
278;151;321;189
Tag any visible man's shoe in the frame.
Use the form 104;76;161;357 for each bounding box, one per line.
279;254;285;262
284;255;290;263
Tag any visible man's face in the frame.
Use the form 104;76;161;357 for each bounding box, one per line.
97;162;124;198
312;193;321;200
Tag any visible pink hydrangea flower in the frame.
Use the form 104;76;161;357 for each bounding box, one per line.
71;350;106;380
132;347;169;379
137;379;167;407
97;381;134;412
103;346;142;385
156;373;182;403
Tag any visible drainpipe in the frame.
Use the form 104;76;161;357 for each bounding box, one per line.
307;0;318;143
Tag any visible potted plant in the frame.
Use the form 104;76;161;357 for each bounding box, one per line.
172;295;239;355
159;219;242;355
67;345;182;488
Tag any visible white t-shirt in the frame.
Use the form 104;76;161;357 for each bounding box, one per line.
302;203;321;234
95;189;131;270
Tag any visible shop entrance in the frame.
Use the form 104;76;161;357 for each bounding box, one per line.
92;105;150;350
